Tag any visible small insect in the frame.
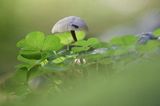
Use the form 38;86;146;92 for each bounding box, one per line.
137;32;158;44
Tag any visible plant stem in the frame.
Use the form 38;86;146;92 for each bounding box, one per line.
70;30;77;42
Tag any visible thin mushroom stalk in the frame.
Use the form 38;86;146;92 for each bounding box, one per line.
51;16;88;42
70;30;77;42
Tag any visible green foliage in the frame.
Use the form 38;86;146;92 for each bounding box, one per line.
110;35;137;46
42;35;62;51
153;28;160;37
55;31;86;45
15;30;160;87
71;38;100;53
17;32;62;51
137;40;160;52
1;29;160;106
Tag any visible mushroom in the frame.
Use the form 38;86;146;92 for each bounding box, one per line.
51;16;88;42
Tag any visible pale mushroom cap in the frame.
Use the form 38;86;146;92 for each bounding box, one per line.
51;16;88;34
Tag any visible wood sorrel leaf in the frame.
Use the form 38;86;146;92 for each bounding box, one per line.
42;35;63;51
110;35;137;46
153;28;160;37
25;32;45;50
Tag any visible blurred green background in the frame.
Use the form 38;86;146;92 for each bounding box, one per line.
0;0;160;73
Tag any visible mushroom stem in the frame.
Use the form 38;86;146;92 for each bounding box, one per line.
70;30;77;42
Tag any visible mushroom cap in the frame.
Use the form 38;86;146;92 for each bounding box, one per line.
51;16;88;34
